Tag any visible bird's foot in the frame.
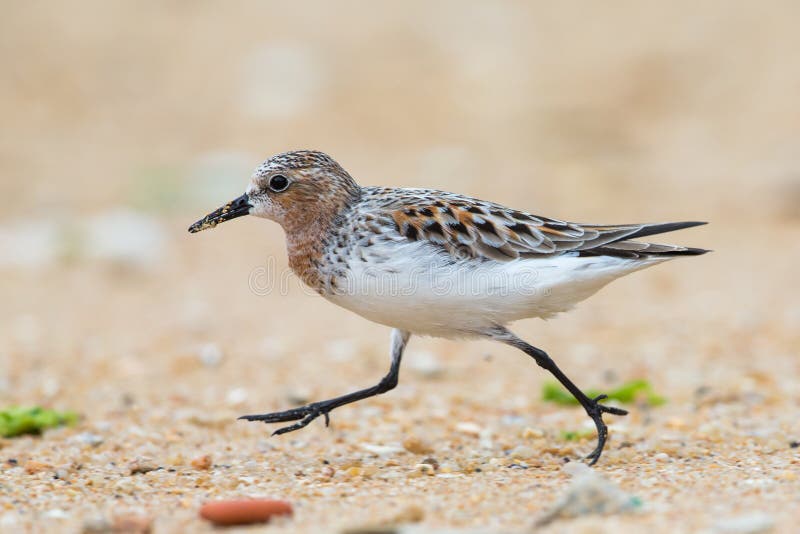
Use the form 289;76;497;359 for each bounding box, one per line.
239;401;332;436
582;394;628;465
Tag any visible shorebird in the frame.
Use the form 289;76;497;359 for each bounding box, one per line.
189;150;707;464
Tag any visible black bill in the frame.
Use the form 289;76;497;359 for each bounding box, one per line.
188;194;252;233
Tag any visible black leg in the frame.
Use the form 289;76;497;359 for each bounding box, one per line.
239;329;410;435
485;326;628;465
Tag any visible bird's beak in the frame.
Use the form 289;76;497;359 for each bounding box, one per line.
188;194;252;233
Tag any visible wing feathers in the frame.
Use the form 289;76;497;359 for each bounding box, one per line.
381;189;707;262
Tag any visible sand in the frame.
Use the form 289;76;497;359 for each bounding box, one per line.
1;2;799;532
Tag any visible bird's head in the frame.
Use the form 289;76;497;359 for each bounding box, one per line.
188;150;360;235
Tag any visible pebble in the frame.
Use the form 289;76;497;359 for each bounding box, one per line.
319;465;336;479
413;463;435;476
199;499;292;526
24;461;52;475
111;514;153;534
535;462;642;526
190;454;212;470
127;457;158;475
285;388;311;406
713;513;775;534
522;427;545;439
361;443;405;456
509;445;535;459
225;387;249;406
408;351;445;379
43;509;69;519
71;432;104;447
82;517;112;533
455;422;482;437
402;436;434;455
393;504;424;523
343;504;425;532
196;343;223;367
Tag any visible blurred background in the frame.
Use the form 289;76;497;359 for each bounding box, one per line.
1;2;798;531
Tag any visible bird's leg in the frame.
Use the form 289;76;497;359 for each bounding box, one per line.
239;329;410;436
485;326;628;465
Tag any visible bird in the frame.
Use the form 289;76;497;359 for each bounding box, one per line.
189;150;708;464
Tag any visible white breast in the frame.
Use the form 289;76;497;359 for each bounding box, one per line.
322;239;667;338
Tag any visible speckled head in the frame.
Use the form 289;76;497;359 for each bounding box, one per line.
189;150;361;235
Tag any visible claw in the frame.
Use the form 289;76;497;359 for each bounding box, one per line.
581;394;628;465
242;402;332;436
238;406;308;423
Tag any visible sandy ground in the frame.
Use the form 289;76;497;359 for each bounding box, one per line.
1;2;799;533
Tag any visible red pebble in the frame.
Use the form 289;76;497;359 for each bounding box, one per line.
199;499;293;526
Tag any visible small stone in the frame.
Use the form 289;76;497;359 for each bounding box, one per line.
71;432;104;447
127;457;158;475
360;443;405;456
191;454;213;470
319;465;335;479
713;513;775;534
455;422;482;436
199;499;292;526
24;461;52;475
43;509;69;519
666;417;687;430
510;445;535;459
653;452;670;462
285;388;311;406
420;457;439;470
82;517;112;533
225;387;248;406
414;463;435;476
346;466;363;477
522;427;545;439
402;436;434;455
111;514;153;534
187;411;234;428
535;461;642;526
54;464;77;481
408;351;445;379
197;343;223;367
390;504;425;524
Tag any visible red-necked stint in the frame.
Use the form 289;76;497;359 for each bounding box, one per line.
189;150;708;464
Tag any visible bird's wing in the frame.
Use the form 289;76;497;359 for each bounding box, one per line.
373;188;706;262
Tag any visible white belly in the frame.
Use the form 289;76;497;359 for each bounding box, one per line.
322;240;666;338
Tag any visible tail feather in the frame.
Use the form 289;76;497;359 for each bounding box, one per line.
580;239;710;259
622;221;707;242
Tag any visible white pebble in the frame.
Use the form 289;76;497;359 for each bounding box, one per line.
0;514;18;526
197;343;223;367
71;432;104;447
714;513;775;534
43;509;69;520
0;220;60;268
408;351;445;379
360;443;405;456
226;387;249;406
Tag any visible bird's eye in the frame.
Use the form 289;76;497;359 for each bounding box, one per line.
268;175;289;192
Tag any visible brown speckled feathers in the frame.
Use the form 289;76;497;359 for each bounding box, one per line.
361;188;707;262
